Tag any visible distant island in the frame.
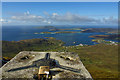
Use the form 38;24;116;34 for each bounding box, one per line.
81;28;118;33
35;26;83;31
40;32;53;34
35;26;55;29
50;28;82;31
90;34;120;40
55;31;77;33
35;26;118;35
34;31;79;34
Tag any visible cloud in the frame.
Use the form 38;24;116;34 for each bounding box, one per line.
0;18;11;24
0;18;5;22
44;12;117;25
49;12;101;24
10;11;52;25
47;21;52;24
102;16;118;24
11;15;43;21
2;11;118;25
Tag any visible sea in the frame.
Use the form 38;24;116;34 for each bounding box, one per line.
2;25;118;46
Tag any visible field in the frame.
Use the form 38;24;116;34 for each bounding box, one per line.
2;38;119;79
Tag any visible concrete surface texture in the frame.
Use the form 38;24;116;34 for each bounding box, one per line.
1;51;93;80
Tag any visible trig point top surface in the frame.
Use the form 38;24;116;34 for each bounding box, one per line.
1;51;93;80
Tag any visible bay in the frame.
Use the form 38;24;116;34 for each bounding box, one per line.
2;26;117;46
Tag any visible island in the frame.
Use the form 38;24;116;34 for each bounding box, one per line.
40;32;52;34
90;34;120;40
54;31;77;34
34;31;79;34
81;28;118;33
50;28;82;31
35;26;55;29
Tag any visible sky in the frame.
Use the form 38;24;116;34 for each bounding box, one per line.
1;2;118;26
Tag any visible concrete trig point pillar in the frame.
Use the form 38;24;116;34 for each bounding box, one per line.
44;53;50;60
1;51;93;80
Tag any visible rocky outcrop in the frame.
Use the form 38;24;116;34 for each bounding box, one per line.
1;51;93;80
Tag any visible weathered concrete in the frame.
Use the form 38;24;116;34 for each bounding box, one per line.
1;51;93;80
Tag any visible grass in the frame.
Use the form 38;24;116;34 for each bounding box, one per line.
66;44;119;79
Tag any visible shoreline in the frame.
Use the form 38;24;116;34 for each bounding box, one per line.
2;37;119;47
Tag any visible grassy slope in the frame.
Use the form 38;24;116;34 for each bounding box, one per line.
2;38;64;58
2;39;119;79
66;44;118;79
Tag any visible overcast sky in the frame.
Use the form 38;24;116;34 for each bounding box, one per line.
1;2;118;26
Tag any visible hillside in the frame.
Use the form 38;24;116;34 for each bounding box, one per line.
2;38;64;58
66;44;119;79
